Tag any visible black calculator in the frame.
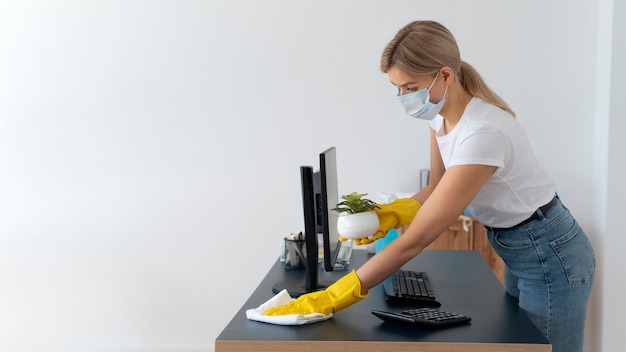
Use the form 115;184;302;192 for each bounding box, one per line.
371;307;471;328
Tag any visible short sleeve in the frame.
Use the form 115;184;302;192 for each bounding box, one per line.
448;123;508;168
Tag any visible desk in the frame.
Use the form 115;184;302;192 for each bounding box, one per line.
216;250;550;352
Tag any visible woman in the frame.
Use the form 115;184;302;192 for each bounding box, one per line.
266;20;595;352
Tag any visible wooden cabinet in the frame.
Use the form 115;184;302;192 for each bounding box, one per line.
400;216;505;285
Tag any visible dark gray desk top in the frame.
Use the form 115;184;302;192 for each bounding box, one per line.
216;250;549;351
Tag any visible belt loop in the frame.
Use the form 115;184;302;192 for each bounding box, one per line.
535;207;547;221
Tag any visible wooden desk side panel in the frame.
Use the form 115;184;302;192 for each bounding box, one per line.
216;340;551;352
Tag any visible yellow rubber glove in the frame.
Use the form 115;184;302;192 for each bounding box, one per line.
341;198;421;245
263;270;367;316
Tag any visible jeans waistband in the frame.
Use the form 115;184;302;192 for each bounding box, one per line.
488;195;558;232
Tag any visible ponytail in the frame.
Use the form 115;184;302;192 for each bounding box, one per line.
460;61;515;117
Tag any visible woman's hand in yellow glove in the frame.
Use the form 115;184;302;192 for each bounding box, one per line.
340;198;421;246
263;270;367;316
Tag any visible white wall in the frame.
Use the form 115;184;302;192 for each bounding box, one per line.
598;0;626;351
0;1;618;351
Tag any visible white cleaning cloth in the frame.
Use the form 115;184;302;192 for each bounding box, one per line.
245;289;332;325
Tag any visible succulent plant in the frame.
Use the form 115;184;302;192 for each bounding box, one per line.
332;192;380;215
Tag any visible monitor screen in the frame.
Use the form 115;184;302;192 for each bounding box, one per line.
316;147;341;272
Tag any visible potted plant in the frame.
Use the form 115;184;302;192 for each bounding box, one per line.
333;192;381;240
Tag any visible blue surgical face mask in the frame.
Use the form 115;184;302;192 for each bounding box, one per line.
396;71;447;121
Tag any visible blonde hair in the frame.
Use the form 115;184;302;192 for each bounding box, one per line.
381;20;515;117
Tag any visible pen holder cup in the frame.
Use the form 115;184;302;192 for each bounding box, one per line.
284;238;306;269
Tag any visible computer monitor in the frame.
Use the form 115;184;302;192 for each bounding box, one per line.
315;147;341;272
272;147;343;297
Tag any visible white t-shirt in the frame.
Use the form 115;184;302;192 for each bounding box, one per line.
429;97;556;228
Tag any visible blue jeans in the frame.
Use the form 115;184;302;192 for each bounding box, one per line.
486;197;595;352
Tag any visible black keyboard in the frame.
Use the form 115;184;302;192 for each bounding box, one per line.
372;307;471;328
382;269;441;306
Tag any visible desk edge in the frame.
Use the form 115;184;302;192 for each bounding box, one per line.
215;339;551;352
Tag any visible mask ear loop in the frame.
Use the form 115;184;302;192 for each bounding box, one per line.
427;71;441;92
429;70;448;103
441;85;448;101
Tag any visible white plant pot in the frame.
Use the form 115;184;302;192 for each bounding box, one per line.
336;211;380;240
